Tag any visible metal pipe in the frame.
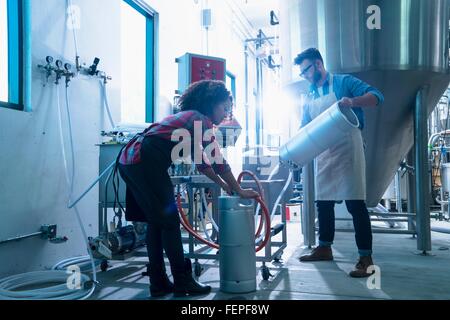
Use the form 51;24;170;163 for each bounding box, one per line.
0;231;43;245
302;162;316;248
415;86;432;252
384;199;391;211
406;149;416;233
395;171;403;213
101;166;115;238
336;218;410;222
431;226;450;234
448;198;450;220
367;213;416;218
245;36;279;43
427;130;450;151
335;229;417;235
260;59;264;145
244;44;250;151
255;57;262;147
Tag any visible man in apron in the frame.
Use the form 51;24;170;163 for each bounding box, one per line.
295;48;384;278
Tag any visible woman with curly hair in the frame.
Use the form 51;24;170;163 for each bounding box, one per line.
118;80;258;298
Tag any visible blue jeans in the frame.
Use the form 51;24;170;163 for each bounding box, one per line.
317;200;373;257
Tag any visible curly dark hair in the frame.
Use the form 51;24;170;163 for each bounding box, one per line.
178;80;231;117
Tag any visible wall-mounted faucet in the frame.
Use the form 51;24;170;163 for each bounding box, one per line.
38;55;112;86
37;56;56;85
63;63;75;87
54;60;65;85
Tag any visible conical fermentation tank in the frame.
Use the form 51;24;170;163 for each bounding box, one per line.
280;0;450;207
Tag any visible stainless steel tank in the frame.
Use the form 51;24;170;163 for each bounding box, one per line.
280;0;450;207
219;196;256;294
280;102;360;167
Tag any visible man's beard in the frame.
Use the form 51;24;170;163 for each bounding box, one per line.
313;68;322;85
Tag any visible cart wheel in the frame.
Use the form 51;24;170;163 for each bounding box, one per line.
261;266;271;281
194;262;203;277
100;260;109;272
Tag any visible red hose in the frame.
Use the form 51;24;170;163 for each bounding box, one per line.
237;170;265;200
177;193;219;249
254;196;272;252
176;171;272;253
237;171;272;251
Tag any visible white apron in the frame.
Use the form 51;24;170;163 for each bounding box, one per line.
305;74;366;201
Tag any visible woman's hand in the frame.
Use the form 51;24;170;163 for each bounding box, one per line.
237;188;260;199
220;182;233;196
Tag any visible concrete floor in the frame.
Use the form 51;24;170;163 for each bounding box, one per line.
89;220;450;300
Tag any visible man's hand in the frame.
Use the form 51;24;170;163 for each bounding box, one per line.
339;97;354;108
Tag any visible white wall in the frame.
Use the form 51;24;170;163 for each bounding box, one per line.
0;0;122;277
0;0;270;277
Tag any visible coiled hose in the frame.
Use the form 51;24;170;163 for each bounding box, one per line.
176;171;272;252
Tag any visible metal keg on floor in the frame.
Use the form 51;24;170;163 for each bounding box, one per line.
219;196;256;294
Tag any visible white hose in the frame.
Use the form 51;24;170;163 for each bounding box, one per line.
0;271;92;300
101;80;116;129
57;86;70;188
52;256;101;273
371;203;390;214
196;190;214;243
67;0;79;60
268;164;281;181
52;256;90;270
188;188;214;242
254;164;280;228
270;171;293;219
200;189;219;232
369;203;397;228
64;85;76;193
255;171;293;244
63;84;98;297
69;160;115;209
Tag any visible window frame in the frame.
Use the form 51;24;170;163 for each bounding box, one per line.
122;0;158;123
226;71;236;101
0;0;31;112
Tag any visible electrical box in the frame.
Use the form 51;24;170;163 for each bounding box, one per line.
176;53;226;94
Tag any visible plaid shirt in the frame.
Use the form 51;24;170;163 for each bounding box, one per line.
119;110;231;175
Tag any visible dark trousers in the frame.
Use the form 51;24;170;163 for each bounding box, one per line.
118;137;185;279
317;200;373;255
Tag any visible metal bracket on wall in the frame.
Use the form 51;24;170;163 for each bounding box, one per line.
0;224;68;246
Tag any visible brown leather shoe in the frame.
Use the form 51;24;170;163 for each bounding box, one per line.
349;256;375;278
299;246;333;262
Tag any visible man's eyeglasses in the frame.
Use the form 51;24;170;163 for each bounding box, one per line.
300;64;314;78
